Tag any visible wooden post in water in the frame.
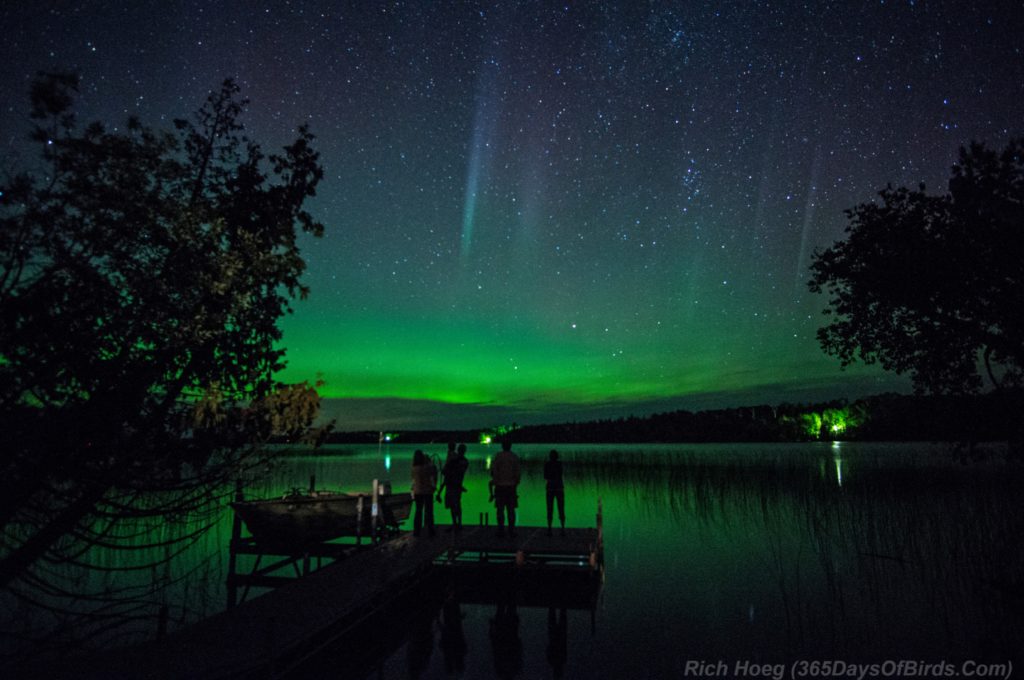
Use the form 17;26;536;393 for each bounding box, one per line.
356;495;365;546
371;478;380;543
226;479;244;609
590;497;604;570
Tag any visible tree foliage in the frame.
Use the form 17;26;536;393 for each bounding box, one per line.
808;138;1024;395
0;72;328;630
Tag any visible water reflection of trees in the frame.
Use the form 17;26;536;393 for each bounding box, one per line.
0;487;239;661
529;447;1024;656
2;459;323;661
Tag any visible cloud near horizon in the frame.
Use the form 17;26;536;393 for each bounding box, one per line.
318;371;908;432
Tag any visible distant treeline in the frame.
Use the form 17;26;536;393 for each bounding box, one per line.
321;391;1023;445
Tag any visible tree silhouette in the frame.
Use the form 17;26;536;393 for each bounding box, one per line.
808;138;1024;395
0;73;327;645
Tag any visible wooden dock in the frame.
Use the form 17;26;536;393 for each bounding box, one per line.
437;524;602;566
44;521;603;679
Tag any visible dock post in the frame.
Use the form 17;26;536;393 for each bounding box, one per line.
371;478;380;543
356;495;364;546
226;479;243;610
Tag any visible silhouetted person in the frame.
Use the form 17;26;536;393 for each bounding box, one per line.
435;442;456;523
378;480;400;535
544;449;566;536
411;449;437;537
439;591;467;675
489;593;522;679
490;437;521;537
437;442;469;531
546;606;568;678
439;440;456;477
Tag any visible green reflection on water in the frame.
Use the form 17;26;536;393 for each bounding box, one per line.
253;442;1024;670
5;442;1023;672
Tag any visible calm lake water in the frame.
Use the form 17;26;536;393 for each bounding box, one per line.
263;442;1024;677
7;442;1024;677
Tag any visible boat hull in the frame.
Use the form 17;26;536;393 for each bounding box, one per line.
232;492;412;549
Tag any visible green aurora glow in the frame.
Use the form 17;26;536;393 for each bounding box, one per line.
277;284;901;428
4;1;1019;429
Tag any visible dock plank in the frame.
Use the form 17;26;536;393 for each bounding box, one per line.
437;525;599;557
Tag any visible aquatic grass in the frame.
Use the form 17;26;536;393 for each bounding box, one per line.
515;443;1024;656
5;442;1022;664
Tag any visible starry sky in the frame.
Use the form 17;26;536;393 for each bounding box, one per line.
3;2;1022;430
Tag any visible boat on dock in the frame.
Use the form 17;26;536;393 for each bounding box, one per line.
232;487;412;549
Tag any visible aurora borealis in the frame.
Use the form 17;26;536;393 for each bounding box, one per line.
3;2;1022;429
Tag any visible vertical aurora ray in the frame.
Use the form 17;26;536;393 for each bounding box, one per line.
795;144;822;296
460;117;484;260
459;62;500;262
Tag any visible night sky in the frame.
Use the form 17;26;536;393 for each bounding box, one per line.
3;2;1022;430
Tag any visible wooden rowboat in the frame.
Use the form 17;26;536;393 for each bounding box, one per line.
232;489;412;549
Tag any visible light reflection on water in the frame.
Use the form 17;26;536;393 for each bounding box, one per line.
283;442;1024;677
5;442;1023;674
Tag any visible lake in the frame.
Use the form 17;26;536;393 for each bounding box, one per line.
6;442;1023;677
252;442;1024;677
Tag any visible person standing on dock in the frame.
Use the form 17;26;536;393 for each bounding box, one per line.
490;437;521;537
411;449;437;537
437;442;470;531
544;449;566;536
